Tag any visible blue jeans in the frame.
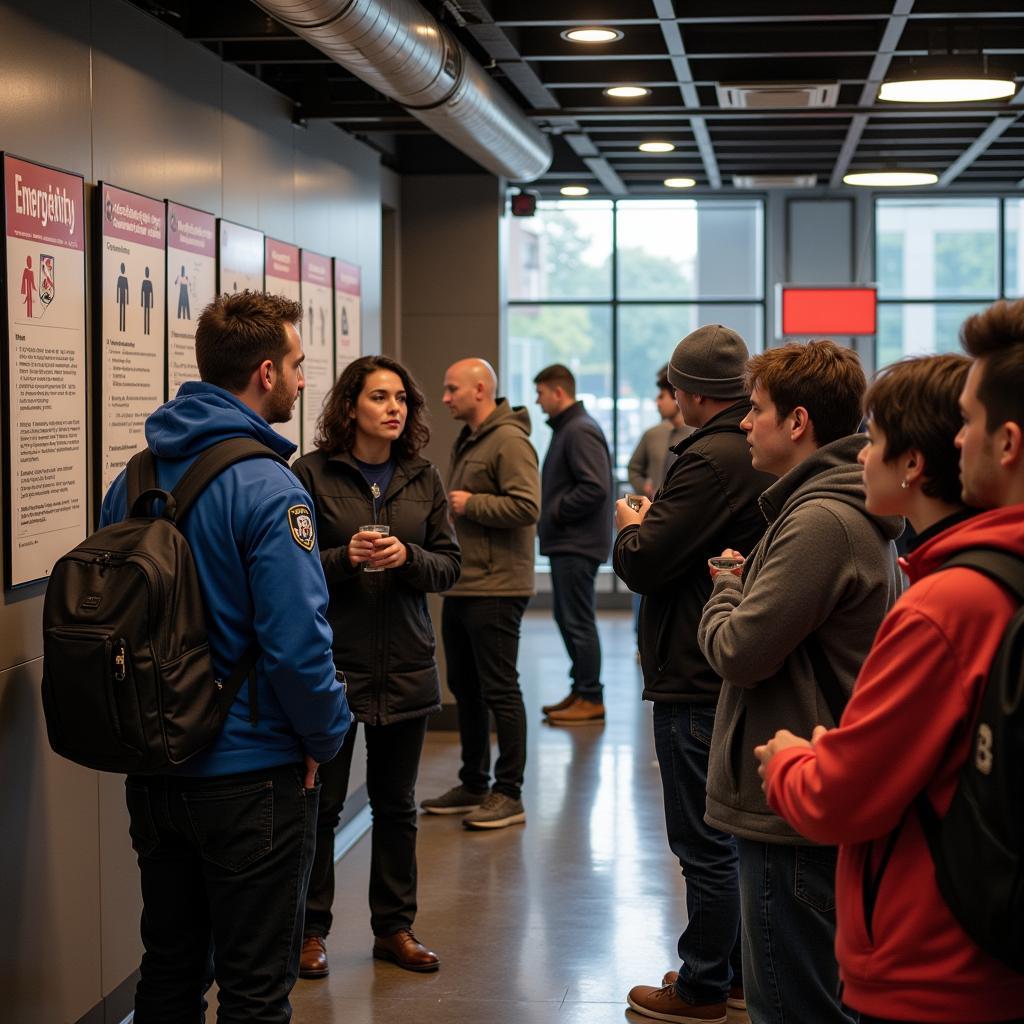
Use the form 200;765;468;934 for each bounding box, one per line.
125;763;318;1024
549;554;602;701
653;703;742;1004
736;837;855;1024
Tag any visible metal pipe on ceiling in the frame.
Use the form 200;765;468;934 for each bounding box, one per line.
249;0;553;182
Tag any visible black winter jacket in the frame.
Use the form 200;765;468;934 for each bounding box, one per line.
291;449;461;725
613;401;773;703
538;401;614;562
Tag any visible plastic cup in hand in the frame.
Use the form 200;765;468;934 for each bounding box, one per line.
360;524;390;572
625;493;644;512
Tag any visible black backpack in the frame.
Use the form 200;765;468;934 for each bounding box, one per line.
41;438;286;774
914;547;1024;973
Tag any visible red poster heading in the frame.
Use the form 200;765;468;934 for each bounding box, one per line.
167;202;215;258
4;155;84;252
334;259;361;297
780;286;877;336
102;184;164;249
302;250;331;286
266;238;300;283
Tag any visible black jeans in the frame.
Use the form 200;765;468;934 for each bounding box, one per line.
125;763;318;1024
305;715;428;939
442;595;529;800
653;703;742;1004
549;553;603;701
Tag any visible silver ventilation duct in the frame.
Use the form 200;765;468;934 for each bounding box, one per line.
250;0;553;182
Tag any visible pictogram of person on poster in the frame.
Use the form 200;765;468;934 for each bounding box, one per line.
39;254;55;308
21;256;37;319
319;306;326;347
116;262;129;331
141;266;154;335
175;264;191;320
341;305;349;336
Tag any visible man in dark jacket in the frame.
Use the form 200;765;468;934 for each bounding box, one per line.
534;364;614;725
614;325;773;1022
99;292;351;1024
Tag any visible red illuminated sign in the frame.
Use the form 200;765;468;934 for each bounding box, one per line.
779;285;877;336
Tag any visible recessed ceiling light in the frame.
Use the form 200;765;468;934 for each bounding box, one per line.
843;171;939;187
664;177;696;188
605;86;650;99
560;185;591;197
880;59;1016;103
562;27;623;44
639;141;675;153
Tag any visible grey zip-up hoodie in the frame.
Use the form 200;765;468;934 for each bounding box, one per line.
699;434;904;843
445;399;540;597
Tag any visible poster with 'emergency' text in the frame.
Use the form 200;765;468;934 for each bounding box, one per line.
99;183;166;495
2;154;88;587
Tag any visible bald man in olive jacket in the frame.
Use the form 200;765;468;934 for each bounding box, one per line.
420;359;540;830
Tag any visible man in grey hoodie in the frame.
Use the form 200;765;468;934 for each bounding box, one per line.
697;340;903;1024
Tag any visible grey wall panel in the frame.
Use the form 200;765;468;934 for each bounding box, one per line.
787;198;854;284
0;660;103;1024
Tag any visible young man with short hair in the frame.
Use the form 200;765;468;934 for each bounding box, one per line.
100;291;351;1024
534;364;614;725
698;340;904;1024
627;365;692;500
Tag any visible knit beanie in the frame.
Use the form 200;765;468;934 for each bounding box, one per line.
666;324;750;399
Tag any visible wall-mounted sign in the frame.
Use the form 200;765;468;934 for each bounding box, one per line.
166;202;216;397
218;219;264;294
334;259;361;376
265;237;301;452
98;183;166;497
1;154;88;587
300;250;334;456
778;284;878;336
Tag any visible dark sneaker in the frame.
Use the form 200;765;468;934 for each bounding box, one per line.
546;695;606;725
541;691;575;715
462;792;526;830
420;784;488;815
627;982;727;1023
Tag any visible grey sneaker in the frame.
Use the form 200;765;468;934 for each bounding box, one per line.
462;792;526;830
420;784;488;815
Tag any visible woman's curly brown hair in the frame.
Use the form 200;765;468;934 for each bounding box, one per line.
314;355;430;459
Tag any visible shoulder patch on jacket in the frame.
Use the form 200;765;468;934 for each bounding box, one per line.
288;504;316;551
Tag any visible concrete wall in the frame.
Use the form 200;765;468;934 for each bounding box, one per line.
0;2;381;1021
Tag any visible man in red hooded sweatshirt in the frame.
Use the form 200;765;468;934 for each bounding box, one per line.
756;300;1024;1023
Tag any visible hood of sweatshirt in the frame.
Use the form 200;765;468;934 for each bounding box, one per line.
145;381;296;461
760;434;904;543
455;397;532;450
907;502;1024;583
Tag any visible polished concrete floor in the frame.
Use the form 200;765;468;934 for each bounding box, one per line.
289;609;724;1024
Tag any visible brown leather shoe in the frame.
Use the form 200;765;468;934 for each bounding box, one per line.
299;935;328;979
372;929;440;972
546;695;606;725
541;691;575;715
661;972;746;1014
627;982;726;1023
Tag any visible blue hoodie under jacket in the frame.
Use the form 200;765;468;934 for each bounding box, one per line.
100;382;351;776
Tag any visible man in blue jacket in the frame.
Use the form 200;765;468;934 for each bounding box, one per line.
534;363;614;724
100;291;350;1024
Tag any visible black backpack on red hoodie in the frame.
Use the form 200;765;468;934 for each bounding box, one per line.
916;547;1024;973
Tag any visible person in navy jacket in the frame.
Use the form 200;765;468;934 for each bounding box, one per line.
100;290;350;1024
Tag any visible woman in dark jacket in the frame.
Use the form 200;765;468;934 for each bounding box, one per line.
292;355;460;977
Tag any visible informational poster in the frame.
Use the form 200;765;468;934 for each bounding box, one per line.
99;183;166;495
334;259;362;376
300;250;334;456
264;237;301;451
1;154;88;587
218;219;264;294
166;202;216;397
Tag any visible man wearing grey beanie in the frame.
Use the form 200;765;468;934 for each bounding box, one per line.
615;325;773;1022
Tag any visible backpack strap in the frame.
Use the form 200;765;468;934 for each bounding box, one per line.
217;640;262;726
125;449;159;512
941;547;1024;604
167;438;288;524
